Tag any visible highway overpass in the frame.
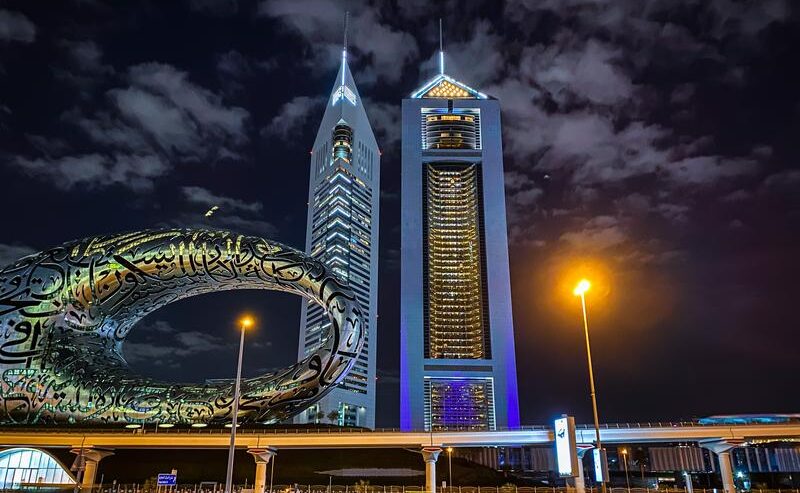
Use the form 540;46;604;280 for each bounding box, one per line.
1;421;799;448
2;422;799;493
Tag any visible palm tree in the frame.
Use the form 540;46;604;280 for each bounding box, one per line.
327;410;340;425
315;410;325;423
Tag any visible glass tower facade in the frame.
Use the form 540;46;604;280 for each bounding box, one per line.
401;72;520;431
295;51;380;429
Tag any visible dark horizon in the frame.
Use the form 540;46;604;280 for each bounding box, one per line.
0;0;798;427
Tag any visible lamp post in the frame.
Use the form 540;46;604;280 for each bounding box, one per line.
225;316;254;493
621;448;631;493
573;279;606;493
447;447;453;491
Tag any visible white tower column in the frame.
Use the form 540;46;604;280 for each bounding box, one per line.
421;447;442;493
570;446;593;493
248;448;277;493
683;471;694;493
71;447;114;489
701;440;743;493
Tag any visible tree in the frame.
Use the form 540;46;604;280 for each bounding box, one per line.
315;410;325;423
327;410;340;424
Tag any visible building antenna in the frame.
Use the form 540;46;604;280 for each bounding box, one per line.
343;11;349;52
342;11;349;85
439;18;445;75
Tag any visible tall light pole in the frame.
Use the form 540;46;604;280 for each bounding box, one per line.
621;448;631;493
225;315;254;493
447;447;453;491
573;279;606;493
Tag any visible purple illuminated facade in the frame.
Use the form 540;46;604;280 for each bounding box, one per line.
400;65;520;431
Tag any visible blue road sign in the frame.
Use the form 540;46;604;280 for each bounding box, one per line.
157;474;177;486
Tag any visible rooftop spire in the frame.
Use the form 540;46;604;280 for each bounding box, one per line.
342;11;349;85
439;18;444;75
343;11;349;52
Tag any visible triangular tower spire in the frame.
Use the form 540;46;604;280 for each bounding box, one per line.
331;11;359;106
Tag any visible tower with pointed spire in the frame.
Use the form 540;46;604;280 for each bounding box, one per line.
400;22;520;431
295;15;380;428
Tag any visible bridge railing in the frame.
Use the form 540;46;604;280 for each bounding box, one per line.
20;486;798;493
0;421;751;436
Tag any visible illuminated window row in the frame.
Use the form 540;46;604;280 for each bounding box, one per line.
424;162;489;360
423;378;496;431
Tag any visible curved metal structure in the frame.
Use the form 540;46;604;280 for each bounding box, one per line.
0;229;363;425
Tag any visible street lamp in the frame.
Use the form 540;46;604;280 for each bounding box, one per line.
447;447;453;491
621;448;631;493
573;279;606;493
224;315;254;493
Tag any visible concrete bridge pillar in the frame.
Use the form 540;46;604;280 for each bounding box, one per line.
248;448;277;493
70;447;114;490
571;446;593;493
683;471;694;493
421;447;442;493
701;440;743;493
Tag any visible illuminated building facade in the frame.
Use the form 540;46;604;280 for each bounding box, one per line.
295;44;380;429
400;54;520;431
0;448;75;488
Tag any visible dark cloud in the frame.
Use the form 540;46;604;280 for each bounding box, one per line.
186;0;239;16
62;40;114;75
182;186;263;214
261;95;324;141
363;97;400;149
167;187;279;237
0;9;35;43
216;50;276;95
124;321;232;367
124;63;249;149
14;153;168;191
10;61;249;192
560;215;627;251
259;0;419;83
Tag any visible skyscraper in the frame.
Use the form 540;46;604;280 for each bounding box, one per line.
400;43;520;431
295;37;380;429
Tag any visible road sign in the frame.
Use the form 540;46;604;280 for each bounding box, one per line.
157;474;177;486
555;415;579;477
593;448;609;482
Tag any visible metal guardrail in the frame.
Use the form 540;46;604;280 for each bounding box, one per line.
0;422;754;435
6;487;797;493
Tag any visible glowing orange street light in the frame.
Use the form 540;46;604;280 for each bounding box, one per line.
573;279;606;493
621;447;631;492
447;447;454;488
225;315;255;493
573;279;591;296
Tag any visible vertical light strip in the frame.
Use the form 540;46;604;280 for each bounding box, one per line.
341;49;347;86
439;18;445;75
342;11;349;86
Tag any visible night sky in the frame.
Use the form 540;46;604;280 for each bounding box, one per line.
1;0;799;428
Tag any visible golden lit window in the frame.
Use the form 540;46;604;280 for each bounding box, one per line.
423;80;472;99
